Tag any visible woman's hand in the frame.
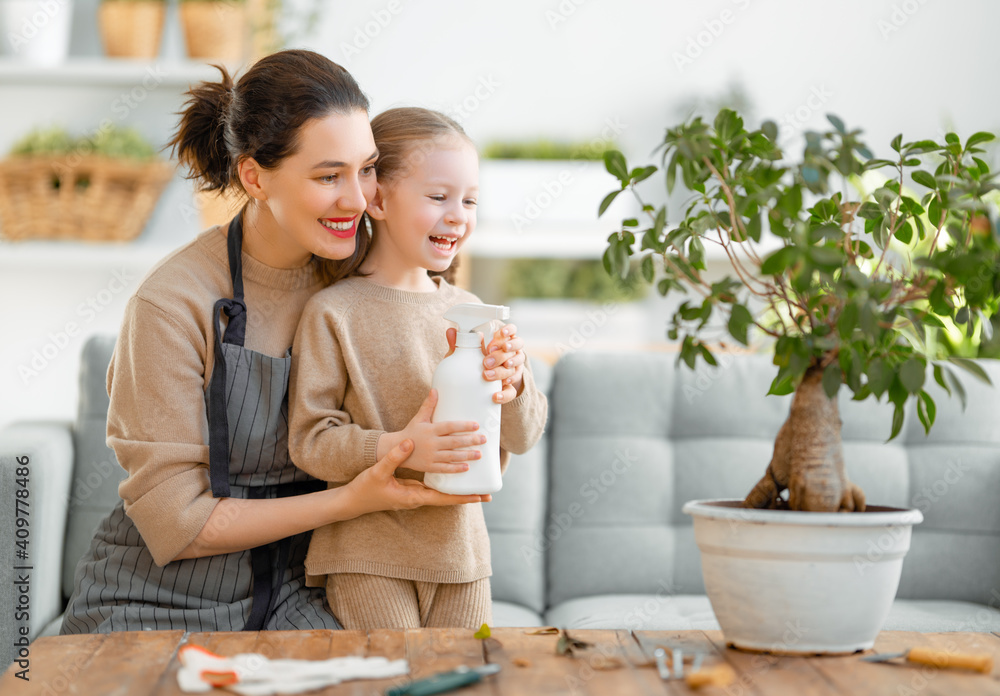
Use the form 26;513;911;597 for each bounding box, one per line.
349;438;491;515
378;389;485;473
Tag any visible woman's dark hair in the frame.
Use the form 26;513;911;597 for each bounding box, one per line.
168;49;372;284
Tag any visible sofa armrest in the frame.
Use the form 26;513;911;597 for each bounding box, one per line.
0;421;74;670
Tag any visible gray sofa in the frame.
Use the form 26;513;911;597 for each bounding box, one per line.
3;336;1000;671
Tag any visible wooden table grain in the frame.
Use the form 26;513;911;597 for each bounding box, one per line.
3;628;1000;695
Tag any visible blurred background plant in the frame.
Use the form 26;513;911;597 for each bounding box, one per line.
482;139;612;161
11;125;158;161
505;257;646;303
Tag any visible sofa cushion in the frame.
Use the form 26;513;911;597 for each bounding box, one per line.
492;600;545;628
64;335;126;600
545;594;721;631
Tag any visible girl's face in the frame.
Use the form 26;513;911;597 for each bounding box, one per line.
367;137;479;277
251;110;378;264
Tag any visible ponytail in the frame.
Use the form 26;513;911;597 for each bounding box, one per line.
169;65;235;192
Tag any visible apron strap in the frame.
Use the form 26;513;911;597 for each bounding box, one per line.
208;213;249;498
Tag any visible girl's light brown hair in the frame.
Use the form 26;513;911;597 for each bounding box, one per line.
365;108;475;284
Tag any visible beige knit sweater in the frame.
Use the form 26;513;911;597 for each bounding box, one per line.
288;275;548;586
106;226;326;566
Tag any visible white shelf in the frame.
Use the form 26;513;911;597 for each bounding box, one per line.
0;239;185;270
0;58;226;87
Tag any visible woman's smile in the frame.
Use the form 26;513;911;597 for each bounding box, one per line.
320;216;359;239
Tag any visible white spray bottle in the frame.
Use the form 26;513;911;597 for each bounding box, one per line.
424;302;510;495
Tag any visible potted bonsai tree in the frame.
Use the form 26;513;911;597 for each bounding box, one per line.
599;109;999;653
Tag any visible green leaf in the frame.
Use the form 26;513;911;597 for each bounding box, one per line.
768;373;795;396
867;358;892;398
916;390;936;435
945;132;960;146
698;343;718;367
932;364;950;396
808;246;844;270
948;357;992;385
857;202;882;220
728;304;753;346
827;114;846;134
911;170;937;189
474;623;491;639
641;254;655;283
822;364;842;398
899;358;925;394
888;403;905;442
760;246;799;275
604;150;629;184
942;365;968;410
966;132;995;149
927;197;943;227
631;165;657;184
654;206;667;237
891;134;903;152
837;303;859;339
745;212;762;242
598;190;621;217
762;120;778;142
896;220;913;245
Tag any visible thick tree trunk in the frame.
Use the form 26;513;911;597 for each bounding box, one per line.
744;366;866;512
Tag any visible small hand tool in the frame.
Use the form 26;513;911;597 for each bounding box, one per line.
385;663;501;696
654;647;736;689
861;647;993;673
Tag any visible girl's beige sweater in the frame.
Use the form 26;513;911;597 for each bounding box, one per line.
288;275;548;586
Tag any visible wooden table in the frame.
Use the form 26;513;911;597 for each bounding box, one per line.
3;628;1000;695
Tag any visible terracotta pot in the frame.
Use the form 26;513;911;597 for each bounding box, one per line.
683;498;923;655
179;1;245;62
98;0;165;59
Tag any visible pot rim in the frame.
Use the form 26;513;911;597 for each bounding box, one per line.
682;498;923;527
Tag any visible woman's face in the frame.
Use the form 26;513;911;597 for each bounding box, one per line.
368;137;479;276
253;109;378;263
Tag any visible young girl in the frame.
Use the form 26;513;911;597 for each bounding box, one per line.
288;107;548;629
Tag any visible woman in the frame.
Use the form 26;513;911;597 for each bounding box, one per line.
60;50;489;634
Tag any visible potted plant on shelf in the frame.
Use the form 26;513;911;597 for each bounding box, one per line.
599;109;999;654
0;125;174;242
98;0;166;59
179;0;247;62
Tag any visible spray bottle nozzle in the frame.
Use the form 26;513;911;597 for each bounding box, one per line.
444;303;510;348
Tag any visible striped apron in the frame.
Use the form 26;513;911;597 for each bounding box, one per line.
60;213;341;634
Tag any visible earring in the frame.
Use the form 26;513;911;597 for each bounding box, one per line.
364;214;372;238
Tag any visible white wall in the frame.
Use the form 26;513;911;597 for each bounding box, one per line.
313;0;1000;162
2;0;999;431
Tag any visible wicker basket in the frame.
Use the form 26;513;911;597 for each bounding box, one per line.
98;1;166;59
0;155;175;242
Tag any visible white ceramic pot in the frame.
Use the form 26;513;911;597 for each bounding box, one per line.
682;498;923;655
0;0;74;65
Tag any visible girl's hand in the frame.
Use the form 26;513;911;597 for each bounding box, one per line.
484;324;525;404
390;389;485;474
350;438;491;514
